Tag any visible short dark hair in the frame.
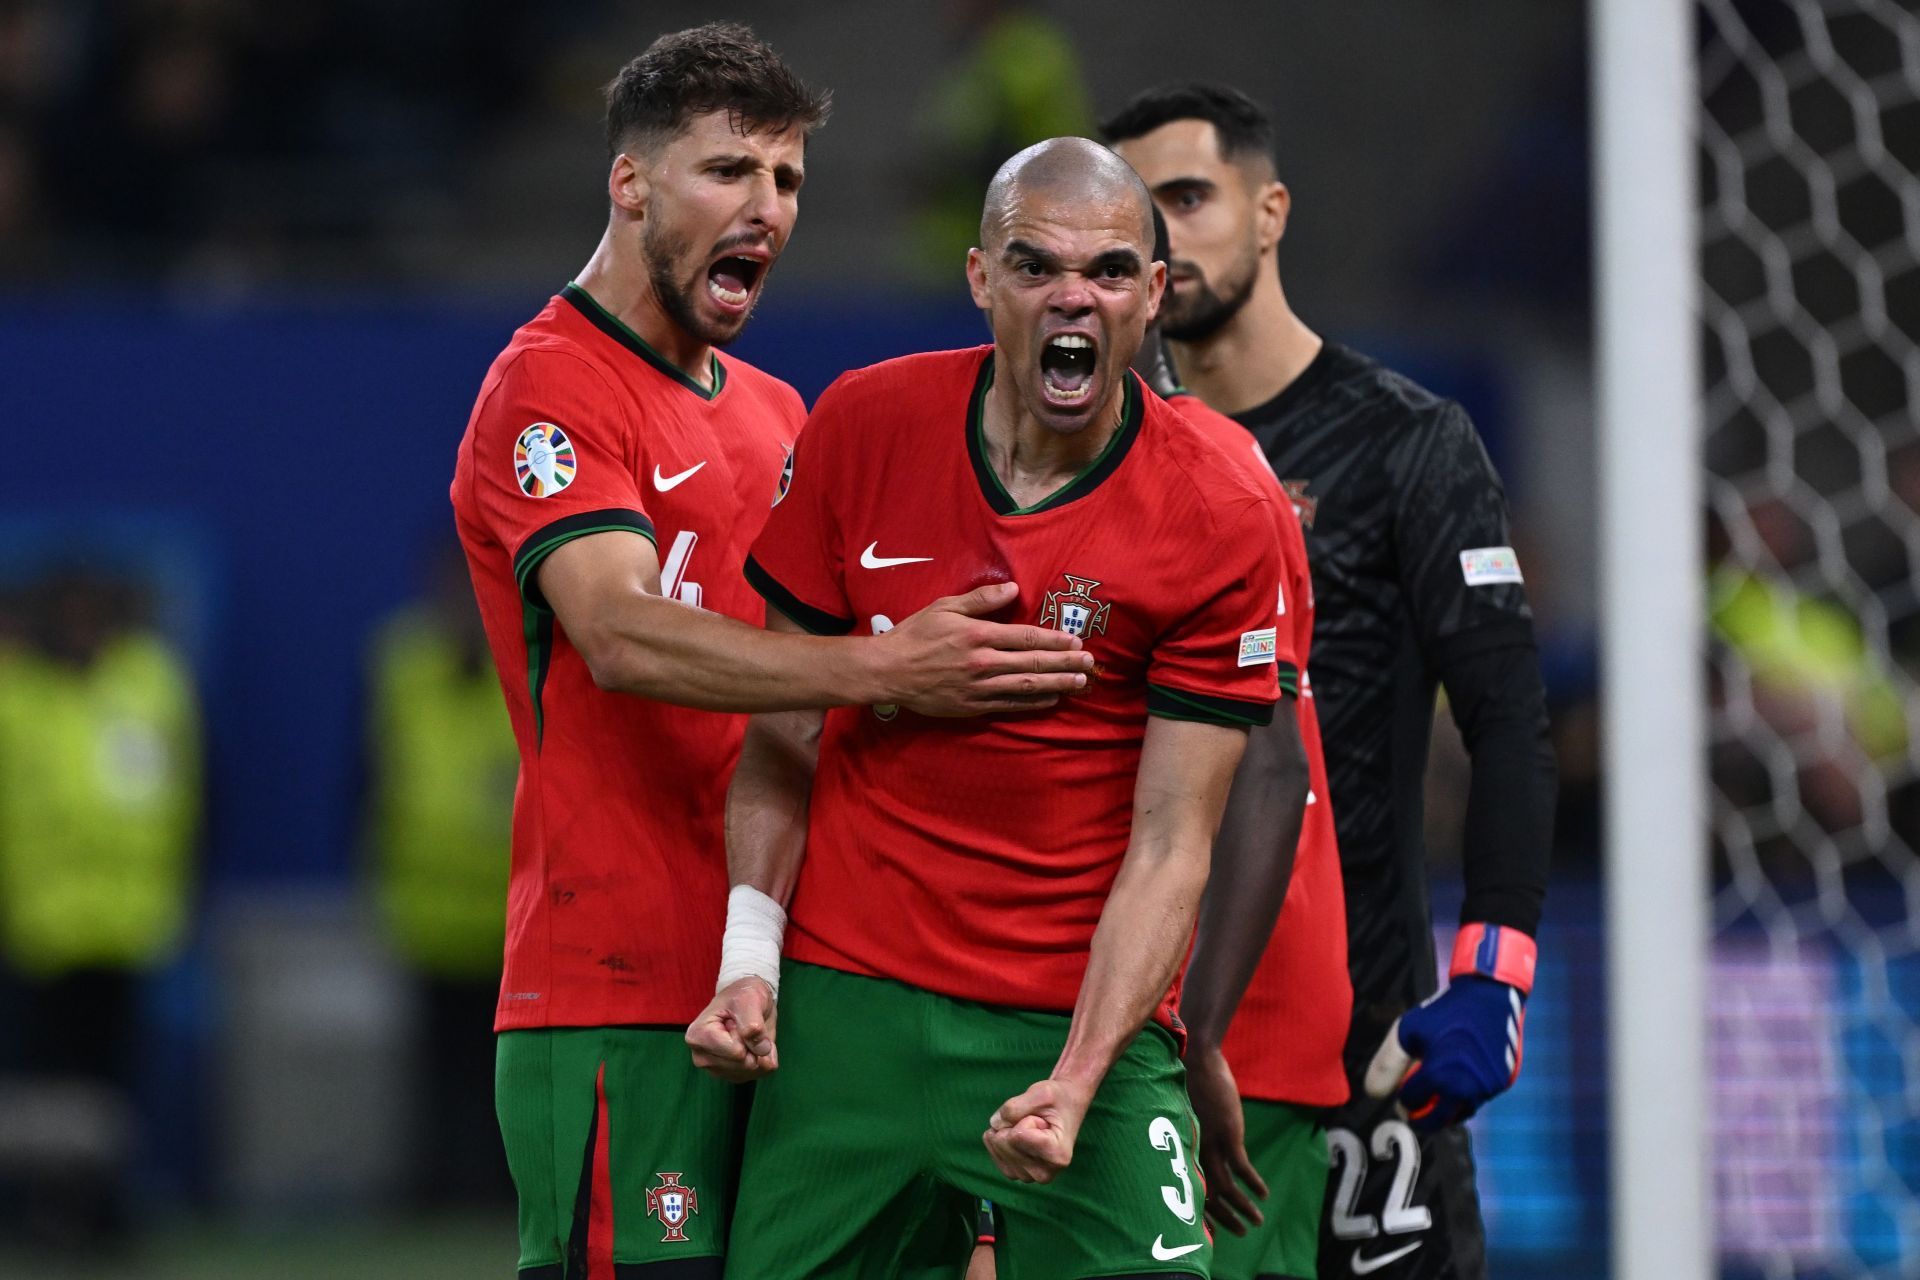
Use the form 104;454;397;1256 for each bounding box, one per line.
604;23;831;157
1099;82;1277;172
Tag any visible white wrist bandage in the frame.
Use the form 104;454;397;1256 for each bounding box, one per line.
716;884;786;998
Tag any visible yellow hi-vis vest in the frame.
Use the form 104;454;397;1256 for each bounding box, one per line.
0;635;200;975
367;611;514;979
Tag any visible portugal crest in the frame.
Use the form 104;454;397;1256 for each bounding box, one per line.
646;1171;699;1243
1039;574;1111;639
514;423;576;498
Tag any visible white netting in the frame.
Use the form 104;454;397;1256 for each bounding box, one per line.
1700;1;1920;1274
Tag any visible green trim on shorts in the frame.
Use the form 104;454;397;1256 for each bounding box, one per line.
726;961;1211;1279
495;1026;743;1273
1206;1099;1327;1280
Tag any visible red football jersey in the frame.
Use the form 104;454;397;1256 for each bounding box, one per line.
1172;391;1352;1105
450;283;804;1030
747;347;1289;1029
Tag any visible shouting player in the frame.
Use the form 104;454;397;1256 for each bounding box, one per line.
687;137;1289;1278
1107;84;1556;1280
451;27;1093;1279
1132;205;1353;1280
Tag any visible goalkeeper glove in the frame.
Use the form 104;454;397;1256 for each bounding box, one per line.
1364;923;1535;1133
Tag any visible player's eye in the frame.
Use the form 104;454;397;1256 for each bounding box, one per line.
1017;261;1046;278
1099;263;1130;280
1171;189;1204;212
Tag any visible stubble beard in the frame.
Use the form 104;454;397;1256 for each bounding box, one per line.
642;216;750;349
1160;250;1258;343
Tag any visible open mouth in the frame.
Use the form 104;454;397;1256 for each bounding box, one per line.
1040;333;1097;405
707;255;764;310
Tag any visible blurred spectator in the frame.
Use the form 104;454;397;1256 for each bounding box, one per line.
0;565;201;1253
10;0;556;285
363;544;514;1207
1708;499;1907;847
906;0;1094;279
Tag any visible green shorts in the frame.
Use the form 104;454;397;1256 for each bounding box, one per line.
725;961;1211;1280
1206;1100;1327;1280
496;1026;746;1277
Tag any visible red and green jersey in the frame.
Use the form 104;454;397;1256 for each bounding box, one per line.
746;347;1288;1029
1172;392;1351;1106
450;283;804;1031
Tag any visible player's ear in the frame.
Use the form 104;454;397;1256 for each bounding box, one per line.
609;151;650;218
966;247;992;310
1257;181;1291;252
1146;258;1167;318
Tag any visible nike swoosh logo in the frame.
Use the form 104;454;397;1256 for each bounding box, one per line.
653;461;706;491
860;542;933;569
1150;1237;1203;1261
1350;1240;1423;1274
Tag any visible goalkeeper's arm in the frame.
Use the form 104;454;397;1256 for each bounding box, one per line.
1369;633;1555;1129
1444;635;1555;937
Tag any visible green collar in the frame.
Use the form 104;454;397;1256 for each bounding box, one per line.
562;282;726;400
966;352;1143;516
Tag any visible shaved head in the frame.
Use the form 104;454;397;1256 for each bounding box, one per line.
979;137;1155;254
964;136;1166;439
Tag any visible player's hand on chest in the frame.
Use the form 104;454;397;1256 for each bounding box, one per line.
842;521;1164;681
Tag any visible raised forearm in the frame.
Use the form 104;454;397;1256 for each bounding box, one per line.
586;592;886;712
1179;703;1308;1047
541;537;1091;718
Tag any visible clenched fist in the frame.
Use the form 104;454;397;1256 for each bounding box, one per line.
686;976;779;1082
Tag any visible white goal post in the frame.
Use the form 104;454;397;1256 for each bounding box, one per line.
1594;1;1710;1279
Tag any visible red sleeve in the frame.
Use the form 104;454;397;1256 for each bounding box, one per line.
1146;493;1293;727
470;349;654;609
743;375;856;634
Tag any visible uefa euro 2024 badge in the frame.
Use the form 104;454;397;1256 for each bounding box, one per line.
646;1171;699;1243
1039;574;1111;640
515;422;577;498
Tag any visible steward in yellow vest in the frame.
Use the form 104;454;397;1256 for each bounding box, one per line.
0;631;199;977
365;580;517;1205
366;605;515;980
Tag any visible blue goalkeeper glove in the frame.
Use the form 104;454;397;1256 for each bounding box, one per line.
1364;924;1535;1133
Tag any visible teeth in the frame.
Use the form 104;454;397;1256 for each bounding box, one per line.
1049;334;1092;350
1044;376;1094;402
708;278;749;306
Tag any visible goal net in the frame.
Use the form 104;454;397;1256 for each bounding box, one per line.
1699;1;1920;1273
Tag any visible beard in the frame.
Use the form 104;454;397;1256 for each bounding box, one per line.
1160;251;1258;343
641;216;752;349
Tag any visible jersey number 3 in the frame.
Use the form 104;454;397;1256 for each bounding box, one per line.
1149;1116;1198;1224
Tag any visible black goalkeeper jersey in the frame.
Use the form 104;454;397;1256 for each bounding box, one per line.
1233;340;1543;1084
